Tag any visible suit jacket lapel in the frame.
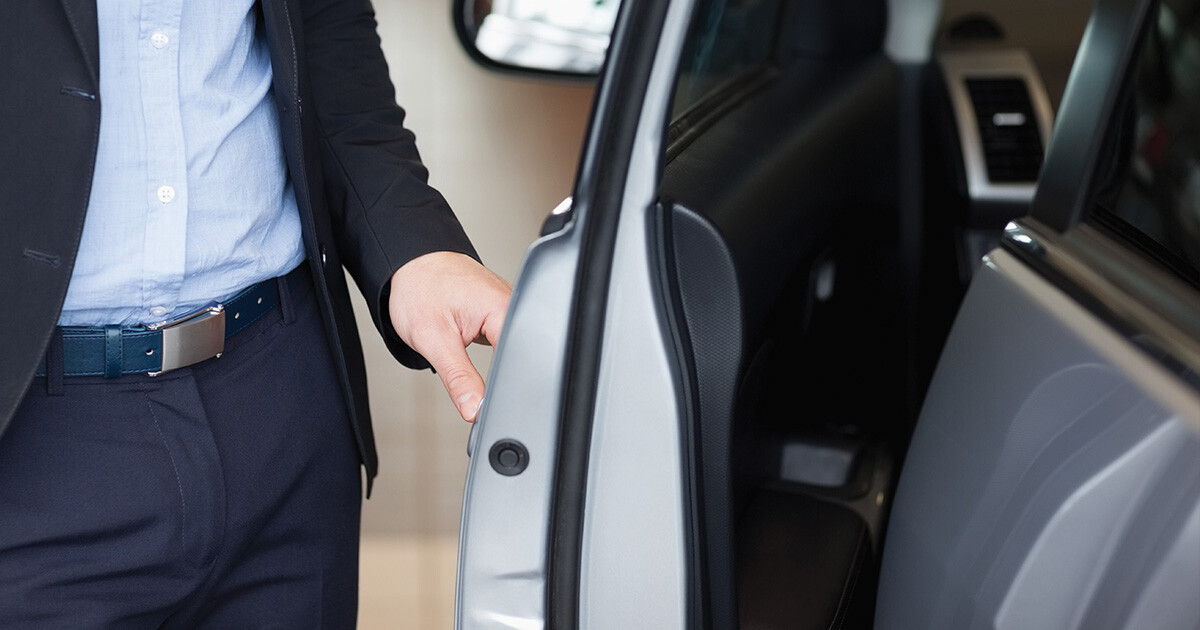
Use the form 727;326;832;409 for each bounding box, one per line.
58;0;100;85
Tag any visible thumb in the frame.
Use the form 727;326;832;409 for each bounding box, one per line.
417;330;486;422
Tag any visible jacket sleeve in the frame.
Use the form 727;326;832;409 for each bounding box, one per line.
298;0;479;369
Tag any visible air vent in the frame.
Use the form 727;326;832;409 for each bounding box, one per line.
940;50;1054;206
965;78;1044;183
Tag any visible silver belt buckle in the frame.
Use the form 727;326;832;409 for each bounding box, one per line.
146;304;226;376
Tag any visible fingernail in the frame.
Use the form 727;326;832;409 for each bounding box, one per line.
458;393;482;422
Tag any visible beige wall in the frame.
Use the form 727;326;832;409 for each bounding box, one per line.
354;0;594;536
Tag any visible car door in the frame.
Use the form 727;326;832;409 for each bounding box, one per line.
456;0;697;626
876;0;1200;627
456;0;909;627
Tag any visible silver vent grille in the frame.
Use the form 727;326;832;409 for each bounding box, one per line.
939;49;1055;206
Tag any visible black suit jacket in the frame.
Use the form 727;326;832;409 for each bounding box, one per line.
0;0;477;488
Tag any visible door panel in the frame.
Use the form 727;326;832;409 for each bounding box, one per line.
654;0;903;626
878;0;1200;626
877;248;1200;628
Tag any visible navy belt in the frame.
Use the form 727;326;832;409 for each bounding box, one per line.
38;265;309;378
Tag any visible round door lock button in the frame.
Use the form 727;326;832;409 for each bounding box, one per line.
488;439;529;476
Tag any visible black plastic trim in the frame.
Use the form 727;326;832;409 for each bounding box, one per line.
651;201;708;629
659;202;746;629
1030;0;1156;232
544;0;674;627
488;439;530;476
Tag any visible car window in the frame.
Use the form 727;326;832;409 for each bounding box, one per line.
670;0;781;122
1090;0;1200;286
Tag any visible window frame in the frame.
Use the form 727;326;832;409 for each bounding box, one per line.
664;0;786;159
1008;0;1200;388
1084;0;1200;287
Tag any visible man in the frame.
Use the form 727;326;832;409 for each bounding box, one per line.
0;0;510;626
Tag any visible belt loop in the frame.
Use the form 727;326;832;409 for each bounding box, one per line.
277;274;296;325
103;325;123;379
45;328;65;396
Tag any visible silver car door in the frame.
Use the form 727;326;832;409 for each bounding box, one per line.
455;0;699;627
878;0;1200;627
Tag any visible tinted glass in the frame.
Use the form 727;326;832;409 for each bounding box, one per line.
670;0;781;121
1092;0;1200;285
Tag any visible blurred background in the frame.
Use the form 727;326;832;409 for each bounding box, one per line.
350;0;594;626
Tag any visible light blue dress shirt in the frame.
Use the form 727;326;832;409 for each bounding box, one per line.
59;0;305;327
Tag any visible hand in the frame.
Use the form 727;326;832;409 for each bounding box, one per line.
388;251;512;422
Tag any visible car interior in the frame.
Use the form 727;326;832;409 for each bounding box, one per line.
647;0;1098;627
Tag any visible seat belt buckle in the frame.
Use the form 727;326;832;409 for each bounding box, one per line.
146;304;226;376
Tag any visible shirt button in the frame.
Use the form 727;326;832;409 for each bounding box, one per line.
157;185;176;204
151;32;169;49
149;306;168;317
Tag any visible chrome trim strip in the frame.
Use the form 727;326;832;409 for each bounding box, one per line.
939;49;1056;204
1003;219;1200;382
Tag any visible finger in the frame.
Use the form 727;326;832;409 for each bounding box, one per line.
414;327;486;422
474;305;508;348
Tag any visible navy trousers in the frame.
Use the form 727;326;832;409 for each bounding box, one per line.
0;271;362;627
